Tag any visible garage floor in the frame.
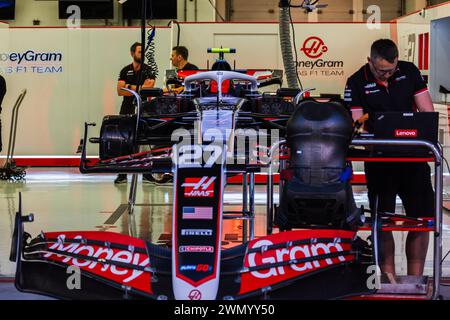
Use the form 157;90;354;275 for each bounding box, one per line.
1;167;450;299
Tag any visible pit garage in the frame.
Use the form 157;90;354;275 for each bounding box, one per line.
0;0;450;306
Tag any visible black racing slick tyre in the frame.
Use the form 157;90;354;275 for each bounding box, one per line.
99;115;136;160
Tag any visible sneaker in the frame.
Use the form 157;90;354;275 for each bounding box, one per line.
154;173;174;185
114;174;127;184
142;174;155;184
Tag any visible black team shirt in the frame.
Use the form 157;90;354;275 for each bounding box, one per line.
179;63;199;71
344;60;428;132
118;63;155;115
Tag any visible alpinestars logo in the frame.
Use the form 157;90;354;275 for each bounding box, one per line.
182;177;216;198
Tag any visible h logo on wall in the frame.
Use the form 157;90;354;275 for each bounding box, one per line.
297;36;344;77
300;36;328;59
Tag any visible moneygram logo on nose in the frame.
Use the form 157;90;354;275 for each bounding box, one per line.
300;36;328;59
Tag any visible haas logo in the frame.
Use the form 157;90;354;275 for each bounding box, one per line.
301;36;328;59
188;289;202;300
182;176;215;198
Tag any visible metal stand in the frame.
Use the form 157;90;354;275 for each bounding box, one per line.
249;172;255;240
223;170;256;242
371;196;381;273
242;172;248;241
127;174;139;237
128;174;138;215
266;140;286;235
0;89;27;181
265;138;443;299
352;139;443;300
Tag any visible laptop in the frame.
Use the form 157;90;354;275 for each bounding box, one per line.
372;112;439;157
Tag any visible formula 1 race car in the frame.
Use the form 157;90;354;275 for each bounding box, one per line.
9;48;444;300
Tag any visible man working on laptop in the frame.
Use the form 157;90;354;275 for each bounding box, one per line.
165;46;199;95
344;39;434;276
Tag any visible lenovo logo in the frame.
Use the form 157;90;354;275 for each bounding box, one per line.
395;129;418;137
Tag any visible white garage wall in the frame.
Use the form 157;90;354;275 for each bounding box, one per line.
430;17;450;102
176;22;389;93
0;22;389;156
0;27;172;156
394;2;450;98
2;9;446;158
393;2;450;163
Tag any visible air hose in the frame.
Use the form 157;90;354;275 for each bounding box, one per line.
146;26;158;78
279;0;299;89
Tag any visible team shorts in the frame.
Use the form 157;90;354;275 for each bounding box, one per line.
364;162;434;218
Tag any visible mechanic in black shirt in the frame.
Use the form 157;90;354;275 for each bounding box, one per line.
171;46;198;71
345;39;434;277
0;74;6;163
165;46;199;95
117;42;156;114
115;42;155;184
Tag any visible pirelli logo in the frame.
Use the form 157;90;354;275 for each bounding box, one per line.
181;229;213;236
395;129;418;137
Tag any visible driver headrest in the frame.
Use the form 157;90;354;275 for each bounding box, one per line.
211;60;232;71
295;98;349;121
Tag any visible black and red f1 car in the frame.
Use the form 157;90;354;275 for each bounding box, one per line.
9;50;444;300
